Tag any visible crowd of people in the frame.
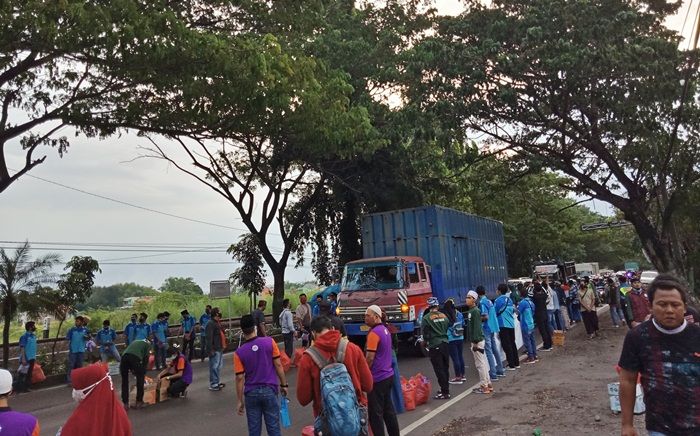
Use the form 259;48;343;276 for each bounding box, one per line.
2;276;699;436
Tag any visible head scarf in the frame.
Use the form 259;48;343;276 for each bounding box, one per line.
60;363;132;436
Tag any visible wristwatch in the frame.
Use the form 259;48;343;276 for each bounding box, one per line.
280;384;288;388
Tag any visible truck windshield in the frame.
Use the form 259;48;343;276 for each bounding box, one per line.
342;262;404;291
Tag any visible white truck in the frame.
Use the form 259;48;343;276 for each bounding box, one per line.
575;262;600;277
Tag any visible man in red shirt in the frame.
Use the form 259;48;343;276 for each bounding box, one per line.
296;315;373;418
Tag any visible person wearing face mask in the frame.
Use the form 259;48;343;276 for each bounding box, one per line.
16;321;38;393
205;308;226;391
59;363;132;436
66;316;90;384
618;274;700;436
96;320;121;363
123;314;138;346
0;368;40;435
133;313;151;341
494;284;520;370
119;339;151;410
199;305;212;362
625;277;651;328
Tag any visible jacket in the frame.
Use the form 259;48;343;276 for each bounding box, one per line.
205;320;223;353
296;329;373;417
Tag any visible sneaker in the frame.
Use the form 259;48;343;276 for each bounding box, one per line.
542;347;553;352
472;386;492;394
506;367;517;371
515;365;521;369
533;357;540;362
208;386;221;391
460;376;467;382
524;357;536;364
497;373;506;378
434;392;451;400
490;377;499;382
218;383;226;388
448;377;464;385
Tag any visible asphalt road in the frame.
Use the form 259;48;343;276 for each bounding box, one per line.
11;341;490;436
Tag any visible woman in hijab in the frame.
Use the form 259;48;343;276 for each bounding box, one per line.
58;363;132;436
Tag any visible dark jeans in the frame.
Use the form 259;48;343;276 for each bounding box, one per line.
448;340;465;377
120;353;146;405
498;327;520;368
244;386;281;436
368;376;400;436
428;342;450;395
182;334;195;361
582;310;599;335
282;332;294;359
535;315;553;349
16;359;35;392
154;341;167;369
167;379;189;397
67;352;84;382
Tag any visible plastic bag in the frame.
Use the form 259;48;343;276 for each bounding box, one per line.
411;373;430;405
280;351;291;372
18;363;29;375
147;354;155;371
32;362;46;383
401;377;416;411
280;396;292;428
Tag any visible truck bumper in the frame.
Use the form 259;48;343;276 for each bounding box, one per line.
345;321;416;337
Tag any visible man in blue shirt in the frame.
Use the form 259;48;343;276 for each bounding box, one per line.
133;313;151;341
476;286;505;381
17;321;38;392
494;283;520;370
152;313;168;370
96;319;121;363
199;305;212;362
65;316;90;383
123;313;138;346
517;288;538;364
178;309;196;361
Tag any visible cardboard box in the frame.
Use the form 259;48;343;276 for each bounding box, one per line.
129;380;157;406
552;330;565;346
158;377;170;403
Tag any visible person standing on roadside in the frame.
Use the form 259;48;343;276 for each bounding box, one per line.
199;305;212;362
252;300;267;337
364;305;400;436
17;321;38;392
442;299;466;384
494;284;520;370
123;314;138;346
618;274;700;436
96;320;121;363
607;277;624;328
133;313;151;341
66;316;90;383
178;310;196;362
625;277;651;328
0;368;40;435
517;287;538;364
579;278;600;339
120;338;151;409
532;281;553;351
295;294;312;348
477;286;505;381
465;291;491;394
420;297;451;399
234;315;288;436
151;313;168;370
205;308;226;391
279;299;295;358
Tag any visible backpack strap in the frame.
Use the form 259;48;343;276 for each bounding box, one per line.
335;338;349;364
305;345;330;370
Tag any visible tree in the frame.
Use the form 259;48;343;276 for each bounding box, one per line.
228;234;266;314
409;0;700;291
0;242;59;367
159;277;203;296
79;282;157;310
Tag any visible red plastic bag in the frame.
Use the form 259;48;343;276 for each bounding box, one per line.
32;362;46;383
293;348;305;367
280;351;291;372
411;373;431;405
147;354;155;371
402;380;416;411
301;425;315;436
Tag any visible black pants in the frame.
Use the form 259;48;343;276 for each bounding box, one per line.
535;315;553;349
15;359;35;392
167;379;189;397
498;328;520;368
120;353;145;405
368;376;400;436
428;342;450;395
182;334;195;361
582;310;599;335
283;332;294;359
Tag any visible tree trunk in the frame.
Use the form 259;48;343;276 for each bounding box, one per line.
271;266;286;327
51;318;65;365
2;303;10;368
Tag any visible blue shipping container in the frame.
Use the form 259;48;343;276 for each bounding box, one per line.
362;205;508;301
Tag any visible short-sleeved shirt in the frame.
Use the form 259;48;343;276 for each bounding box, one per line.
173;354;193;384
123;340;151;362
447;311;464;342
234;336;280;394
19;331;37;360
181;316;195;333
124;321;137;345
618;320;700;435
366;324;394;383
152;320;167;343
133;323;151;341
494;295;515;329
66;326;89;353
0;407;40;436
252;309;266;337
478;296;500;334
465;306;484;343
199;313;211;336
96;328;116;352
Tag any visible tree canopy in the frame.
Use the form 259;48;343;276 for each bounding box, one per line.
159;277;203;296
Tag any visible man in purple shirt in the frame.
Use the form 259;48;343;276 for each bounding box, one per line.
0;368;40;436
364;305;399;436
158;344;192;398
234;315;288;436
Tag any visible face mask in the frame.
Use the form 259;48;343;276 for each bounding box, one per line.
72;373;112;402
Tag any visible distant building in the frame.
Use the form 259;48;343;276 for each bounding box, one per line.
121;296;154;309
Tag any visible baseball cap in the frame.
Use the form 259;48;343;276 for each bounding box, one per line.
0;368;12;395
366;305;382;317
466;290;479;300
427;297;440;307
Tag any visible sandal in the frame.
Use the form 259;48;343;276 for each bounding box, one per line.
433;392;451;400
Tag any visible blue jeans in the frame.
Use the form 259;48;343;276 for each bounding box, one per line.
67;352;84;382
609;304;623;326
244;386;281;436
483;332;504;378
209;350;223;387
521;329;537;359
448;340;465;378
100;344;121;363
548;309;565;331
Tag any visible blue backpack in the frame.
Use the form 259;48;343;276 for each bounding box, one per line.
305;338;367;436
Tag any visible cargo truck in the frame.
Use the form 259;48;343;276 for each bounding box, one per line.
335;205;508;355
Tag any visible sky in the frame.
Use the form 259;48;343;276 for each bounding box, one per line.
1;0;697;292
